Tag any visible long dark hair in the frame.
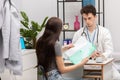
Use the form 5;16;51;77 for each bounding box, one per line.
36;17;62;72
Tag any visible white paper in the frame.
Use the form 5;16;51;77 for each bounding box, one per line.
64;37;96;64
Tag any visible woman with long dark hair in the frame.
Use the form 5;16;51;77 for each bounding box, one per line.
36;17;89;80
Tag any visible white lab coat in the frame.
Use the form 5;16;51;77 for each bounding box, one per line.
0;0;22;75
73;26;120;79
72;25;113;58
0;0;4;29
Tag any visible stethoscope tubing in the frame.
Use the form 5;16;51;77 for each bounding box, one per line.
81;25;99;44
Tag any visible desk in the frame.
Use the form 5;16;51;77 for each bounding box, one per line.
64;58;114;80
83;58;114;80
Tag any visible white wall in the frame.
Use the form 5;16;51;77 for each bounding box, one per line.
13;0;57;24
11;0;21;10
105;0;120;52
13;0;120;52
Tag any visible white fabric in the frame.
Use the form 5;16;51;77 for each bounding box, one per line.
0;0;4;29
72;25;113;58
113;63;120;80
0;0;22;75
112;52;120;80
0;69;17;80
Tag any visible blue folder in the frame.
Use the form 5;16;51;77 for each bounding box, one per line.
83;0;95;7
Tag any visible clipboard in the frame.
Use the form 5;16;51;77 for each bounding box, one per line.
64;37;96;64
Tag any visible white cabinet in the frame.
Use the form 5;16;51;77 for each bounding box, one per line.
16;49;37;80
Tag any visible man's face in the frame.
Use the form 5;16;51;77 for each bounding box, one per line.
82;13;96;27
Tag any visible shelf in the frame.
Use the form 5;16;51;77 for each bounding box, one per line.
83;72;102;78
96;12;103;14
58;0;82;2
58;1;82;2
83;75;102;78
57;0;105;40
62;30;77;32
84;69;102;71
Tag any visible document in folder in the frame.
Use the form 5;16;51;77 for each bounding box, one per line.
64;37;96;64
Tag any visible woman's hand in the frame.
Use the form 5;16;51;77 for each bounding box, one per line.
80;57;89;65
62;44;74;52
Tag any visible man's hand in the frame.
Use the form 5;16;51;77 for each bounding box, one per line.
90;51;101;59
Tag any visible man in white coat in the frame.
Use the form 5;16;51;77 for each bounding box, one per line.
72;5;120;80
72;5;113;58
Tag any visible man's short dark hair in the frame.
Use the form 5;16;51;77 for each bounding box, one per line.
80;5;96;16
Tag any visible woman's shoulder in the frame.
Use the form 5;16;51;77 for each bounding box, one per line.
55;41;61;47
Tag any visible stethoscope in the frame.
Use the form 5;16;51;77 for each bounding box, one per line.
81;25;99;46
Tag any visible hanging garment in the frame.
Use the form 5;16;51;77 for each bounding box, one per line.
0;0;22;75
0;0;4;29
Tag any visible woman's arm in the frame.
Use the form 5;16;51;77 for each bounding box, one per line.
56;56;89;74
